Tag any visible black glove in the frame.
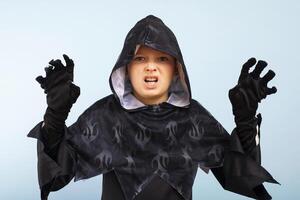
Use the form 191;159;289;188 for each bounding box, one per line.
229;57;277;123
229;58;277;153
36;54;80;132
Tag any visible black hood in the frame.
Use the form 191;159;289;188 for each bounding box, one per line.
109;15;191;110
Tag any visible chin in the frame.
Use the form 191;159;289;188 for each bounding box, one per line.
141;90;162;97
142;92;168;102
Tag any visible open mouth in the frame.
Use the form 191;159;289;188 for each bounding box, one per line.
144;76;158;88
144;76;158;83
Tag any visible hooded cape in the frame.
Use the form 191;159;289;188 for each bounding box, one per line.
28;15;278;200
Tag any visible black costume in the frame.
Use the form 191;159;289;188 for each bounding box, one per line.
28;15;278;200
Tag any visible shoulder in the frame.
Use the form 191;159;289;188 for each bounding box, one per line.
79;94;116;118
190;99;208;112
189;98;214;118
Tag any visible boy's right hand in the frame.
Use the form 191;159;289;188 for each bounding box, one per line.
36;54;80;116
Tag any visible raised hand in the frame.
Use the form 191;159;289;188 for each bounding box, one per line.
229;58;277;122
35;54;80;131
36;54;80;113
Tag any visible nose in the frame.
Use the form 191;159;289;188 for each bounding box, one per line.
145;64;157;73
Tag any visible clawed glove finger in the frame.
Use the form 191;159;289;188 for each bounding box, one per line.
44;65;54;76
250;60;267;79
49;59;65;72
261;70;276;84
63;54;74;81
265;86;277;95
262;69;277;95
238;57;256;83
36;75;46;89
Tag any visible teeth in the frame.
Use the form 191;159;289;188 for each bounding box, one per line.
145;77;158;82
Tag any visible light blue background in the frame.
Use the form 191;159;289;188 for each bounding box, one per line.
0;0;299;199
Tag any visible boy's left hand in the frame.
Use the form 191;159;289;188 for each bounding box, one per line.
228;58;277;123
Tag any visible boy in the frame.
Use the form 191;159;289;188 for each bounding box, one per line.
28;15;278;200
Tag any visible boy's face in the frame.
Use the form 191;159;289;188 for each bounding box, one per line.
127;45;176;105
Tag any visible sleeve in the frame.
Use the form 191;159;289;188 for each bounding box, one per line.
27;121;78;200
210;114;279;200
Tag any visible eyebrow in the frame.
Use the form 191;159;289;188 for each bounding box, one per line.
134;53;172;57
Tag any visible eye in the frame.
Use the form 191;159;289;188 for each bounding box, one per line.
133;56;145;62
158;56;169;62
